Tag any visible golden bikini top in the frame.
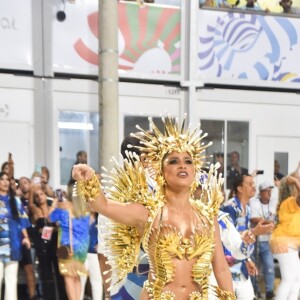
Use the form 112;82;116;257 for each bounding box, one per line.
100;161;226;298
142;201;216;299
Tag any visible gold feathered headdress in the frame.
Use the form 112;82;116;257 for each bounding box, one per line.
130;115;212;188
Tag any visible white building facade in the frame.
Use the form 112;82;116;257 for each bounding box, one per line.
1;0;300;191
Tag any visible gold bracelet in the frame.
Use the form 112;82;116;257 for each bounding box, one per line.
76;173;101;202
215;287;236;300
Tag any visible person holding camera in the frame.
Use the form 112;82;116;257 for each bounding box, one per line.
227;151;249;190
29;185;67;300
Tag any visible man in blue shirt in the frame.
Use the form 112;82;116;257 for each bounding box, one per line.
222;174;274;299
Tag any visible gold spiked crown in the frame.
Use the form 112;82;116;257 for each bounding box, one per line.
130;115;212;186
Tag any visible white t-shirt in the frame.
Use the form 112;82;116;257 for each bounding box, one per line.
250;194;278;242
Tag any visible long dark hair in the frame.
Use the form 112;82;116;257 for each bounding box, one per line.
0;172;19;220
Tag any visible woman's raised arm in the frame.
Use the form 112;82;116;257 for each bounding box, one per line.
28;184;40;221
72;164;149;230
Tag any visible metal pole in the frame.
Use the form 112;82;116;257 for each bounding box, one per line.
98;0;119;170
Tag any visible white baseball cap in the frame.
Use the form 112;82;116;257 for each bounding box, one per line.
259;181;274;192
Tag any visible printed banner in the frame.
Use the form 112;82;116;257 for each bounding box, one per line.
0;0;32;70
53;1;181;80
197;9;300;86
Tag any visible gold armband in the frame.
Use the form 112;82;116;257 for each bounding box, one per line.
215;287;236;300
76;173;100;202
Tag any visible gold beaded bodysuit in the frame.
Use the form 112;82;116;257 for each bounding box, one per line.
99;160;234;300
142;200;216;300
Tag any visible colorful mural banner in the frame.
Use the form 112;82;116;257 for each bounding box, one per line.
54;2;181;79
197;9;300;85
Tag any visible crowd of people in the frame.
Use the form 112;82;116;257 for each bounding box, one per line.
123;0;300;15
123;0;181;6
212;149;300;300
0;116;300;300
0;151;97;300
199;0;300;14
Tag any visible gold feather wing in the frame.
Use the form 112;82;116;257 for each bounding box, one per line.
100;156;159;288
195;163;225;220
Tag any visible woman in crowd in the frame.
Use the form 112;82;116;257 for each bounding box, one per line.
50;189;90;300
29;185;67;300
18;176;38;300
1;155;18;194
40;166;55;197
72;116;235;299
31;166;55;198
68;150;88;190
270;169;300;300
0;171;31;300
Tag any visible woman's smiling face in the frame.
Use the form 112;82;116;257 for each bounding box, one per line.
162;152;195;190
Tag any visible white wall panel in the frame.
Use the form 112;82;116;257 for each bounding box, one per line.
196;88;300;183
0;75;34;178
0;0;33;70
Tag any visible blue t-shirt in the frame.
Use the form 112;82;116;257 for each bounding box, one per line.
50;208;90;262
221;196;251;278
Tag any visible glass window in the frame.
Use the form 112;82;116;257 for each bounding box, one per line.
200;120;225;171
227;121;249;190
200;119;249;190
58;111;99;185
274;152;288;180
124;116;164;137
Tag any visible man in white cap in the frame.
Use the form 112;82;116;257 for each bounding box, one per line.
250;181;278;300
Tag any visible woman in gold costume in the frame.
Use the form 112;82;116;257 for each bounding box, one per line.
72;116;235;300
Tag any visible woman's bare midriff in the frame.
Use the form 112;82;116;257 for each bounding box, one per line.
139;258;201;299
